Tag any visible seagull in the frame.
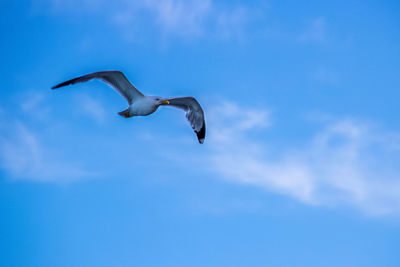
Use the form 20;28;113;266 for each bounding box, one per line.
52;71;206;144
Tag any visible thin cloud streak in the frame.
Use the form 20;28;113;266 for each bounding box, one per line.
113;0;259;40
0;93;95;183
205;102;400;215
0;122;92;182
36;0;263;41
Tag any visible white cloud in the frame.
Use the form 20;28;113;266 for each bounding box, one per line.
0;122;92;183
142;0;212;37
37;0;261;40
113;0;256;40
204;102;400;215
0;93;94;183
207;101;270;144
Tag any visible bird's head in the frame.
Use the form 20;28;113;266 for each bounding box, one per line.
152;96;170;105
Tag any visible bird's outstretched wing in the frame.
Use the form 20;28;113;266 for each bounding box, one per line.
163;97;206;144
52;71;143;104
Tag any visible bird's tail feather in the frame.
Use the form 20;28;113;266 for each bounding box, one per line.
118;109;131;118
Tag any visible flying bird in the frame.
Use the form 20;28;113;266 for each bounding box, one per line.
52;71;206;144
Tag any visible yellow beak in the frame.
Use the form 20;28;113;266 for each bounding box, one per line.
161;100;170;105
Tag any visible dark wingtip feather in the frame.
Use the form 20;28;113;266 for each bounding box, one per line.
51;83;66;90
51;77;80;90
196;120;206;144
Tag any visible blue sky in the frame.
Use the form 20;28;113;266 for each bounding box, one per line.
1;0;400;266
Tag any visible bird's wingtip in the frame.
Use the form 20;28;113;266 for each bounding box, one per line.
51;83;65;89
196;121;206;144
51;79;74;90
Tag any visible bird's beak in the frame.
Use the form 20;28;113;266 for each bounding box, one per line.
161;100;170;105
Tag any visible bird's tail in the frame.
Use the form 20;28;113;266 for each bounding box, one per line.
118;109;131;118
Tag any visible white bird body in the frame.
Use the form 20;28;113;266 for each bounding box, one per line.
52;71;206;143
128;96;159;116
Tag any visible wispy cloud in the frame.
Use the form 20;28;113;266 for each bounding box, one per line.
0;122;92;183
113;0;260;40
207;101;270;144
203;102;400;215
0;93;94;183
36;0;263;41
141;0;211;37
